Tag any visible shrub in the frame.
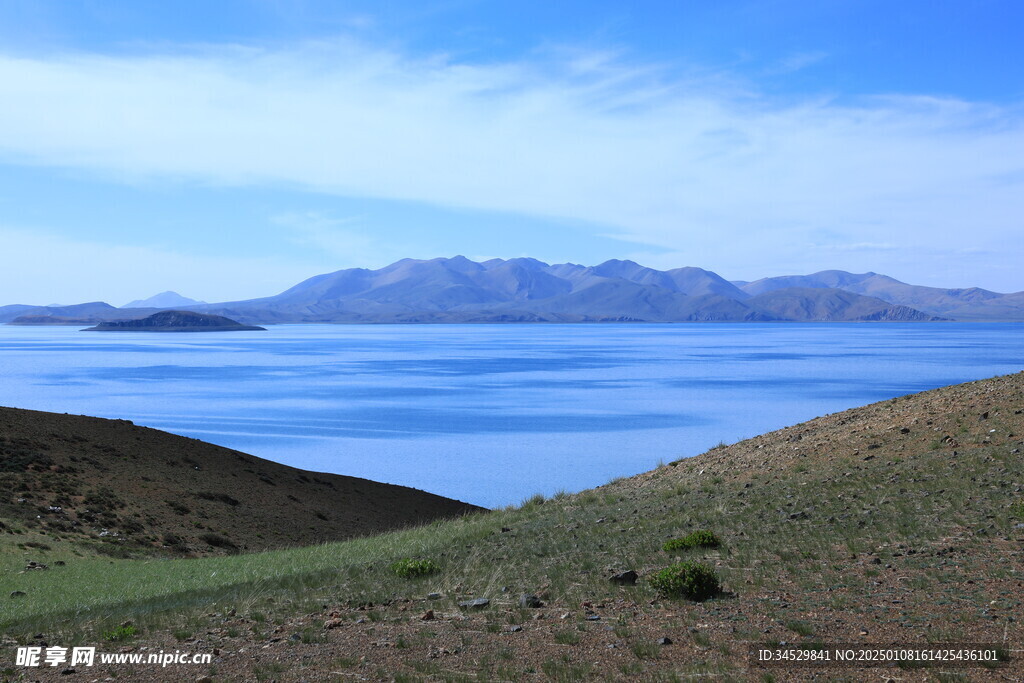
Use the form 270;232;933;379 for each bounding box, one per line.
649;561;721;601
390;558;440;578
1011;501;1024;521
662;530;721;552
103;625;137;641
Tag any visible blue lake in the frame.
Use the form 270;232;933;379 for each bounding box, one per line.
0;323;1021;507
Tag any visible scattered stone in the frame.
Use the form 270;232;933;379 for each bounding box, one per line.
427;592;442;600
458;598;490;609
421;610;434;621
519;594;543;608
509;625;523;632
609;570;638;585
59;668;75;676
501;527;512;532
596;518;606;523
586;615;601;621
10;591;26;598
657;637;673;646
54;561;66;567
25;561;48;571
323;618;343;629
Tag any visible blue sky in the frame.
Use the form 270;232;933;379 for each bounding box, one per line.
0;0;1022;304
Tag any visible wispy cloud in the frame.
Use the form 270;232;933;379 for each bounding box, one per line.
768;50;828;74
0;38;1022;288
272;211;376;260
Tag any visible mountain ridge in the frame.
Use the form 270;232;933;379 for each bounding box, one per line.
4;257;1022;324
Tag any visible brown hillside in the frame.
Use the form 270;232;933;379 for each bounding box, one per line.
0;407;483;556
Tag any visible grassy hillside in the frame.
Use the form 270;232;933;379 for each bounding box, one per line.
0;406;482;561
2;372;1023;681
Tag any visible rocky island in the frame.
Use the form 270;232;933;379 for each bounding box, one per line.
82;310;265;332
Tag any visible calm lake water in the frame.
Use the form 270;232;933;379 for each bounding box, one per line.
0;323;1021;507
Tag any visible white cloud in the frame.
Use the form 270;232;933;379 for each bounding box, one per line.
0;39;1022;290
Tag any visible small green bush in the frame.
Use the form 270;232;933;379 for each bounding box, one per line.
390;558;440;578
662;530;721;552
649;561;721;601
1011;501;1024;521
103;625;137;641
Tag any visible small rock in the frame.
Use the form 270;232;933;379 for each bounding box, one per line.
657;637;673;646
501;527;512;533
596;518;606;523
10;591;26;598
289;633;301;641
355;618;367;624
609;570;638;586
509;625;523;632
519;594;543;608
60;668;75;676
421;610;435;621
196;677;215;683
458;598;490;609
427;592;442;600
323;618;343;629
585;615;601;621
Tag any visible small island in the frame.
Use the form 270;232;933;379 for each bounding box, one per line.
82;310;266;332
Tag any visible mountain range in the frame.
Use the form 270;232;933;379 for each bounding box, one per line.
3;257;1023;324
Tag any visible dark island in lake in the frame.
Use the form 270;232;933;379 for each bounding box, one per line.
83;310;266;332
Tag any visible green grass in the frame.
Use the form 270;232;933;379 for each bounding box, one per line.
390;557;441;578
553;630;581;645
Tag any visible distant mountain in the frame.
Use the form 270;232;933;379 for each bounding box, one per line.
187;257;949;323
741;270;1024;320
6;259;1020;325
122;291;205;309
2;302;155;324
746;287;941;322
